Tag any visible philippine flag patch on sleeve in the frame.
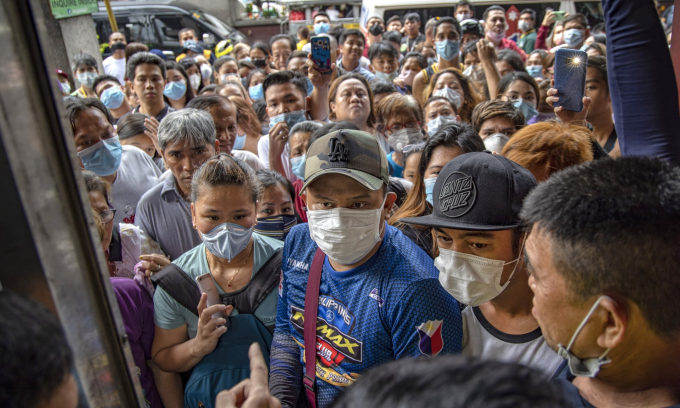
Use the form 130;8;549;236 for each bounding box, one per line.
416;320;444;357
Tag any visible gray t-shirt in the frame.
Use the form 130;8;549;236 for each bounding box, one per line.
462;306;563;376
111;145;162;224
153;234;283;338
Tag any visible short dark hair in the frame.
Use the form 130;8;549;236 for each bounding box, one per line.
186;94;232;112
483;5;505;21
270;34;296;51
368;41;399;62
328;26;346;44
471;99;524;133
496;49;526;73
434;16;461;37
256;169;296;213
371;80;398;97
213;56;238;75
313;11;330;23
92;74;120;95
521;157;680;336
462;39;480;63
126;51;166;81
251;42;271;56
64;97;114;131
402;52;428;70
587;55;608;91
262;70;308;102
252;98;268;123
287;50;309;66
382;30;403;44
72;53;97;73
178;27;196;38
457;0;472;8
404;12;421;23
339;29;366;46
564;13;588;29
178;57;200;72
424;96;457;115
386;15;402;25
246;68;267;88
298;25;310;40
116;112;151;141
199;84;217;95
0;290;74;408
331;354;568;408
520;8;536;20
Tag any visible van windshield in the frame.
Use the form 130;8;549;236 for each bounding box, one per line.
192;10;234;37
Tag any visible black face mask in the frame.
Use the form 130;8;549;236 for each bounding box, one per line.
369;23;384;36
253;58;267;68
111;42;126;52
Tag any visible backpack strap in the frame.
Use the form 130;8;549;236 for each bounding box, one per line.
303;248;325;408
150;264;201;316
108;223;123;262
219;249;282;316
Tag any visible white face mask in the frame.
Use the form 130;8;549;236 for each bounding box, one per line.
189;73;201;90
307;197;386;266
434;234;525;306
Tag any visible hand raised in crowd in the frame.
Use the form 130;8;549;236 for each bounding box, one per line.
140;254;171;277
268;121;289;159
546;79;592;127
215;343;281;408
476;39;497;64
193;294;233;358
143;117;163;157
306;53;336;89
541;11;557;27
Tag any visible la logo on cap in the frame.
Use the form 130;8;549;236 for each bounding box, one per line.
439;171;477;218
328;136;349;162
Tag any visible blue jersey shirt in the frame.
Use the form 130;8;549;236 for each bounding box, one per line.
270;223;463;408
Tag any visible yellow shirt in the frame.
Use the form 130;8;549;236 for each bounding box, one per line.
296;39;308;51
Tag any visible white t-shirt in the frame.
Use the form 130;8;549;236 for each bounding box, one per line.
103;56;126;84
461;306;563;376
111;145;162;225
233;149;265;171
257;135;297;182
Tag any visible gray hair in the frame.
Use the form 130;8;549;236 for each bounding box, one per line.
158;108;216;151
290;121;323;136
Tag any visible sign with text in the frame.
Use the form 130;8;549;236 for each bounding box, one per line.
50;0;98;20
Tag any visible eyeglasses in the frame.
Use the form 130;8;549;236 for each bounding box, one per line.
385;121;421;134
98;208;116;224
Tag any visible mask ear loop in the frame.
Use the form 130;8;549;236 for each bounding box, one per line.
499;231;528;288
565;295;615;353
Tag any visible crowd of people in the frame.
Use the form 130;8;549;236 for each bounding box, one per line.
3;0;680;407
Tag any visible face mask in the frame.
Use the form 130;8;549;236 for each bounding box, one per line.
512;98;538;124
456;13;471;22
77;136;123;176
305;76;314;96
557;296;614;378
269;109;306;130
435;40;460;61
200;64;213;80
426;115;458;137
563;28;584;47
307;197;386;265
462;64;477;77
518;20;531;32
424;177;436;204
111;42;127;52
249;83;264;100
398;69;416;87
434;234;525;306
241;57;252;62
369;23;384;36
189;74;201;90
220;73;239;83
184;39;198;47
314;22;330;34
433;86;463;110
375;69;399;82
254;215;297;241
163;80;187;100
77;72;98;88
233;134;247;150
526;65;543;79
487;31;506;42
291;154;306;180
388;128;421;152
202;222;253;262
252;58;267;68
100;86;125;110
527;111;556;125
60;81;72;94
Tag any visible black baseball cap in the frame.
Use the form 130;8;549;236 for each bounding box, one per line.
401;152;537;231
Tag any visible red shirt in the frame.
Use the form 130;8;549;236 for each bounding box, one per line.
499;38;528;61
293;179;307;222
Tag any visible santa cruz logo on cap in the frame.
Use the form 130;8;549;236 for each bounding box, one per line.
439;171;476;217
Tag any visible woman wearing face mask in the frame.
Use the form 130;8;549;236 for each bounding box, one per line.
245;69;267;101
496;71;540;124
423;96;460;137
179;57;204;94
249;42;277;74
461;40;481;74
375;94;426;178
424;69;480;124
393;52;428;95
526;49;547;80
254;170;299;241
163;62;195;110
151;154;284;386
70;53;100;98
229;96;262;155
329;73;377;135
388;124;484;256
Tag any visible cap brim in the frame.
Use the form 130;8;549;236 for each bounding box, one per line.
299;169;383;195
400;214;519;231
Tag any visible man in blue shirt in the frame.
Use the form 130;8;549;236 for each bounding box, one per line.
335;30;375;82
269;129;462;408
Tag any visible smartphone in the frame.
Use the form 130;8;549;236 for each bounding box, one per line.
310;36;332;75
195;273;230;328
554;48;588;112
553;11;566;21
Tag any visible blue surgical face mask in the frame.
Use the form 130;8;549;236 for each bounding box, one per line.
435;40;460;61
269;110;307;130
60;81;72;94
241;57;252;62
375;70;399;82
305;77;314;96
563;28;584;48
426;115;458;137
314;22;330;34
526;65;543;79
201;222;253;262
183;39;198;47
254;215;297;241
100;86;125;110
77;136;123;176
249;83;264;100
512;98;538;124
77;72;98;88
291;154;306;180
425;177;437;204
163;80;187;100
232;133;246;151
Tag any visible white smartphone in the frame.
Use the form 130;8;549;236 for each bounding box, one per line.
195;273;229;328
